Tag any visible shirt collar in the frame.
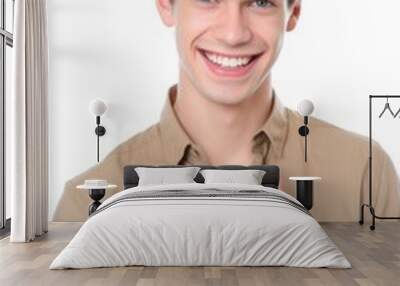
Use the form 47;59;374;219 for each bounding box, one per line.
255;91;289;159
159;85;193;164
159;85;289;164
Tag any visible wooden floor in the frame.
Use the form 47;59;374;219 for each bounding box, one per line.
0;222;399;286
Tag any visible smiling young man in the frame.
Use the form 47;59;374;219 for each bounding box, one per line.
53;0;400;222
164;0;298;166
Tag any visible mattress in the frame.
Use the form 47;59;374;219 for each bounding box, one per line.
50;183;351;269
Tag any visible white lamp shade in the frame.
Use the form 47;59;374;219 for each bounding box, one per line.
297;100;315;117
89;99;107;116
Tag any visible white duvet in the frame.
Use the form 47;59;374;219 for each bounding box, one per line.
50;183;351;269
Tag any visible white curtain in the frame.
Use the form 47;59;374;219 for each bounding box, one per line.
10;0;49;242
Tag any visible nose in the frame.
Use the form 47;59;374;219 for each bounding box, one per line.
213;5;252;47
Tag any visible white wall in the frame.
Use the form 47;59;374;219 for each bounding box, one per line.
48;0;400;218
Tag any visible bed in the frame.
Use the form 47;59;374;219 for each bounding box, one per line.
50;165;351;269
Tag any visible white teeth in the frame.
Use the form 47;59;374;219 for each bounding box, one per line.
204;52;252;68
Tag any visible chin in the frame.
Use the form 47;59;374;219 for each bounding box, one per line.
202;86;253;106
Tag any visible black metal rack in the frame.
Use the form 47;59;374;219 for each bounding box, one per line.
359;95;400;230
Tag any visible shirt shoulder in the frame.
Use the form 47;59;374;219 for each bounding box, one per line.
288;108;368;147
110;122;165;164
286;108;390;162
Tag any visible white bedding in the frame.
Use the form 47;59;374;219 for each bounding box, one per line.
50;183;351;269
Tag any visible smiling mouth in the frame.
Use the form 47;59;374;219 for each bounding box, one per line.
198;48;262;69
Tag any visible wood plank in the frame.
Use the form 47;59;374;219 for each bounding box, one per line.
0;222;399;286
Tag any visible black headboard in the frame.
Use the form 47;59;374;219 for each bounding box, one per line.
123;165;280;189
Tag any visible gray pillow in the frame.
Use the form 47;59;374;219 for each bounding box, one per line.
200;169;266;185
135;167;201;186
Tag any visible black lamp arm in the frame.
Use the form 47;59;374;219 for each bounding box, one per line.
298;116;310;163
95;115;106;136
94;116;106;163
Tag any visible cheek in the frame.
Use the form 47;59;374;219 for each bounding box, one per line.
175;22;198;66
176;6;211;52
251;16;286;58
260;14;285;37
267;28;285;57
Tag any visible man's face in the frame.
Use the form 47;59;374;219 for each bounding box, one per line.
157;0;300;105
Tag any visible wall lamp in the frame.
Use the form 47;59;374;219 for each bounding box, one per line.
89;99;107;163
297;100;315;163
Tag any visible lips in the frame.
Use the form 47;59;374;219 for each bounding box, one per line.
198;48;262;79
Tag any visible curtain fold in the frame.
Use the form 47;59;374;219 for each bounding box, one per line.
10;0;49;242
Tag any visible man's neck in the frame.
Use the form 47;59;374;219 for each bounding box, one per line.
173;77;274;165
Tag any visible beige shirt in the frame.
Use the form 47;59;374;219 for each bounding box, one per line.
53;86;400;222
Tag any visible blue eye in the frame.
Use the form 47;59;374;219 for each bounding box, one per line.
251;0;273;8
